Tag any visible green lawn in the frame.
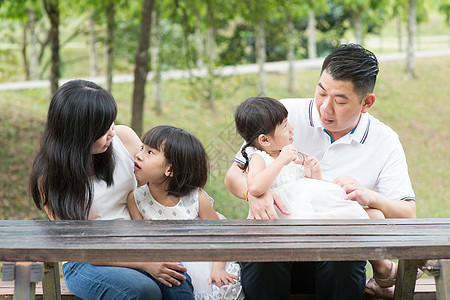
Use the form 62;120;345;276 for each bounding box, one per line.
0;56;449;220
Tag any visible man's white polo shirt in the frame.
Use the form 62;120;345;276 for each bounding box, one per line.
235;98;415;201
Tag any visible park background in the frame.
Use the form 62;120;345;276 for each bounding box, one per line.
0;0;449;221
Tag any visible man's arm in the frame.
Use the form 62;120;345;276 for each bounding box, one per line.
224;162;289;219
333;176;416;218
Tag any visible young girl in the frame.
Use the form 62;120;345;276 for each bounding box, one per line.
127;125;243;300
234;96;369;220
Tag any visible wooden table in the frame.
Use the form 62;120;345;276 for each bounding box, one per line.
1;218;449;299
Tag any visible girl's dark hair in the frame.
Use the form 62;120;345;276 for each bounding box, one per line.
30;79;117;220
234;96;288;171
321;43;379;100
142;125;208;197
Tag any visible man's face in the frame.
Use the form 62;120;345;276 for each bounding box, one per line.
314;70;372;141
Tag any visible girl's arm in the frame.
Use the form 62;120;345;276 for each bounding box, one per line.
126;191;144;220
197;190;238;286
247;145;298;197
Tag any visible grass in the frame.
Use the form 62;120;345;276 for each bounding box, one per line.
0;56;449;220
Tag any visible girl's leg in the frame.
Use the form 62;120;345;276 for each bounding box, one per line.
63;262;162;300
364;208;396;282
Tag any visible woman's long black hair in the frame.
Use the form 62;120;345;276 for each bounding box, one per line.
30;80;117;220
234;96;288;171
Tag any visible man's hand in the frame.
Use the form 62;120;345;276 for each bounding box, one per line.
248;190;290;219
143;262;187;287
333;176;377;207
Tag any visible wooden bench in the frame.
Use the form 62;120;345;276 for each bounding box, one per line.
1;218;449;300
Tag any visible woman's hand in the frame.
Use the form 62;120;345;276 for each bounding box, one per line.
142;262;187;287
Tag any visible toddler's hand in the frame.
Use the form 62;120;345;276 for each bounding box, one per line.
209;269;239;287
278;145;298;165
303;153;322;180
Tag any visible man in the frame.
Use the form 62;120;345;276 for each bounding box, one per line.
224;44;416;300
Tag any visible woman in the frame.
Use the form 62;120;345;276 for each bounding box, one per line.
30;80;193;300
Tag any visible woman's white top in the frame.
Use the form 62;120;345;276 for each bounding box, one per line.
88;135;136;220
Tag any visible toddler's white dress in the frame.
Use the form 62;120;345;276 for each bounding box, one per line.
249;149;369;220
134;185;244;300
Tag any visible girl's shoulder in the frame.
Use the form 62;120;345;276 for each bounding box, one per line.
115;125;141;158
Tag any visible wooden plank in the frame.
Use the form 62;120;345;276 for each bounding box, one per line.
42;262;61;300
0;219;449;263
394;259;423;300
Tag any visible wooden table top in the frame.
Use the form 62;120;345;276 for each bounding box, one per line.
1;218;449;263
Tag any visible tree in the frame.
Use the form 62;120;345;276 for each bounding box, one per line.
131;0;154;136
407;0;416;77
437;0;450;46
43;0;60;96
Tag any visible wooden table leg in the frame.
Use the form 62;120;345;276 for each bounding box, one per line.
13;262;42;300
42;262;61;300
435;259;450;300
393;259;423;300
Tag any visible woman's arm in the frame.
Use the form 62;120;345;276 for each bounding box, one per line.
115;125;141;158
126;191;144;220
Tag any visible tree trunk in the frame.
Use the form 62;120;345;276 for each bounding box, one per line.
286;12;295;94
353;12;363;45
22;22;30;80
151;9;162;114
105;1;115;92
27;7;39;80
132;0;154;136
255;22;267;96
89;11;99;77
194;8;204;69
43;0;60;96
307;9;317;59
205;1;215;110
407;0;416;77
397;15;403;52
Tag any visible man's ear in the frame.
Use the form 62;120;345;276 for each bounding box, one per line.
257;134;271;147
361;93;375;113
165;165;173;177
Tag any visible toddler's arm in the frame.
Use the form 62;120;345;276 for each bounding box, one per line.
209;262;239;287
126;190;144;220
247;145;298;197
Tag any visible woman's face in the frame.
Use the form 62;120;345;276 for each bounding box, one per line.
91;123;115;154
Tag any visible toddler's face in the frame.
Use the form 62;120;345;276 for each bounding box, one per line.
270;118;294;150
134;144;171;185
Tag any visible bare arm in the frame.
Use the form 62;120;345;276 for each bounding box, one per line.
333;176;416;218
224;161;289;219
115;125;141;158
126;191;144;220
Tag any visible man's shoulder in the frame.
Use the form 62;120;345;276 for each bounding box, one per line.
366;113;400;144
280;98;314;116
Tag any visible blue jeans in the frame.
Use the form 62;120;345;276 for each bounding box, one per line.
63;262;194;300
240;261;366;300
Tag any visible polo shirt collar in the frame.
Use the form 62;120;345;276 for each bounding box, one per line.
308;99;371;144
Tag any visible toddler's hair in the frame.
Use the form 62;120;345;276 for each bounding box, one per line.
141;125;208;197
234;96;288;171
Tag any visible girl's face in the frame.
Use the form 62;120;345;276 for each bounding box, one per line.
134;144;171;185
91;123;115;154
266;118;294;151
